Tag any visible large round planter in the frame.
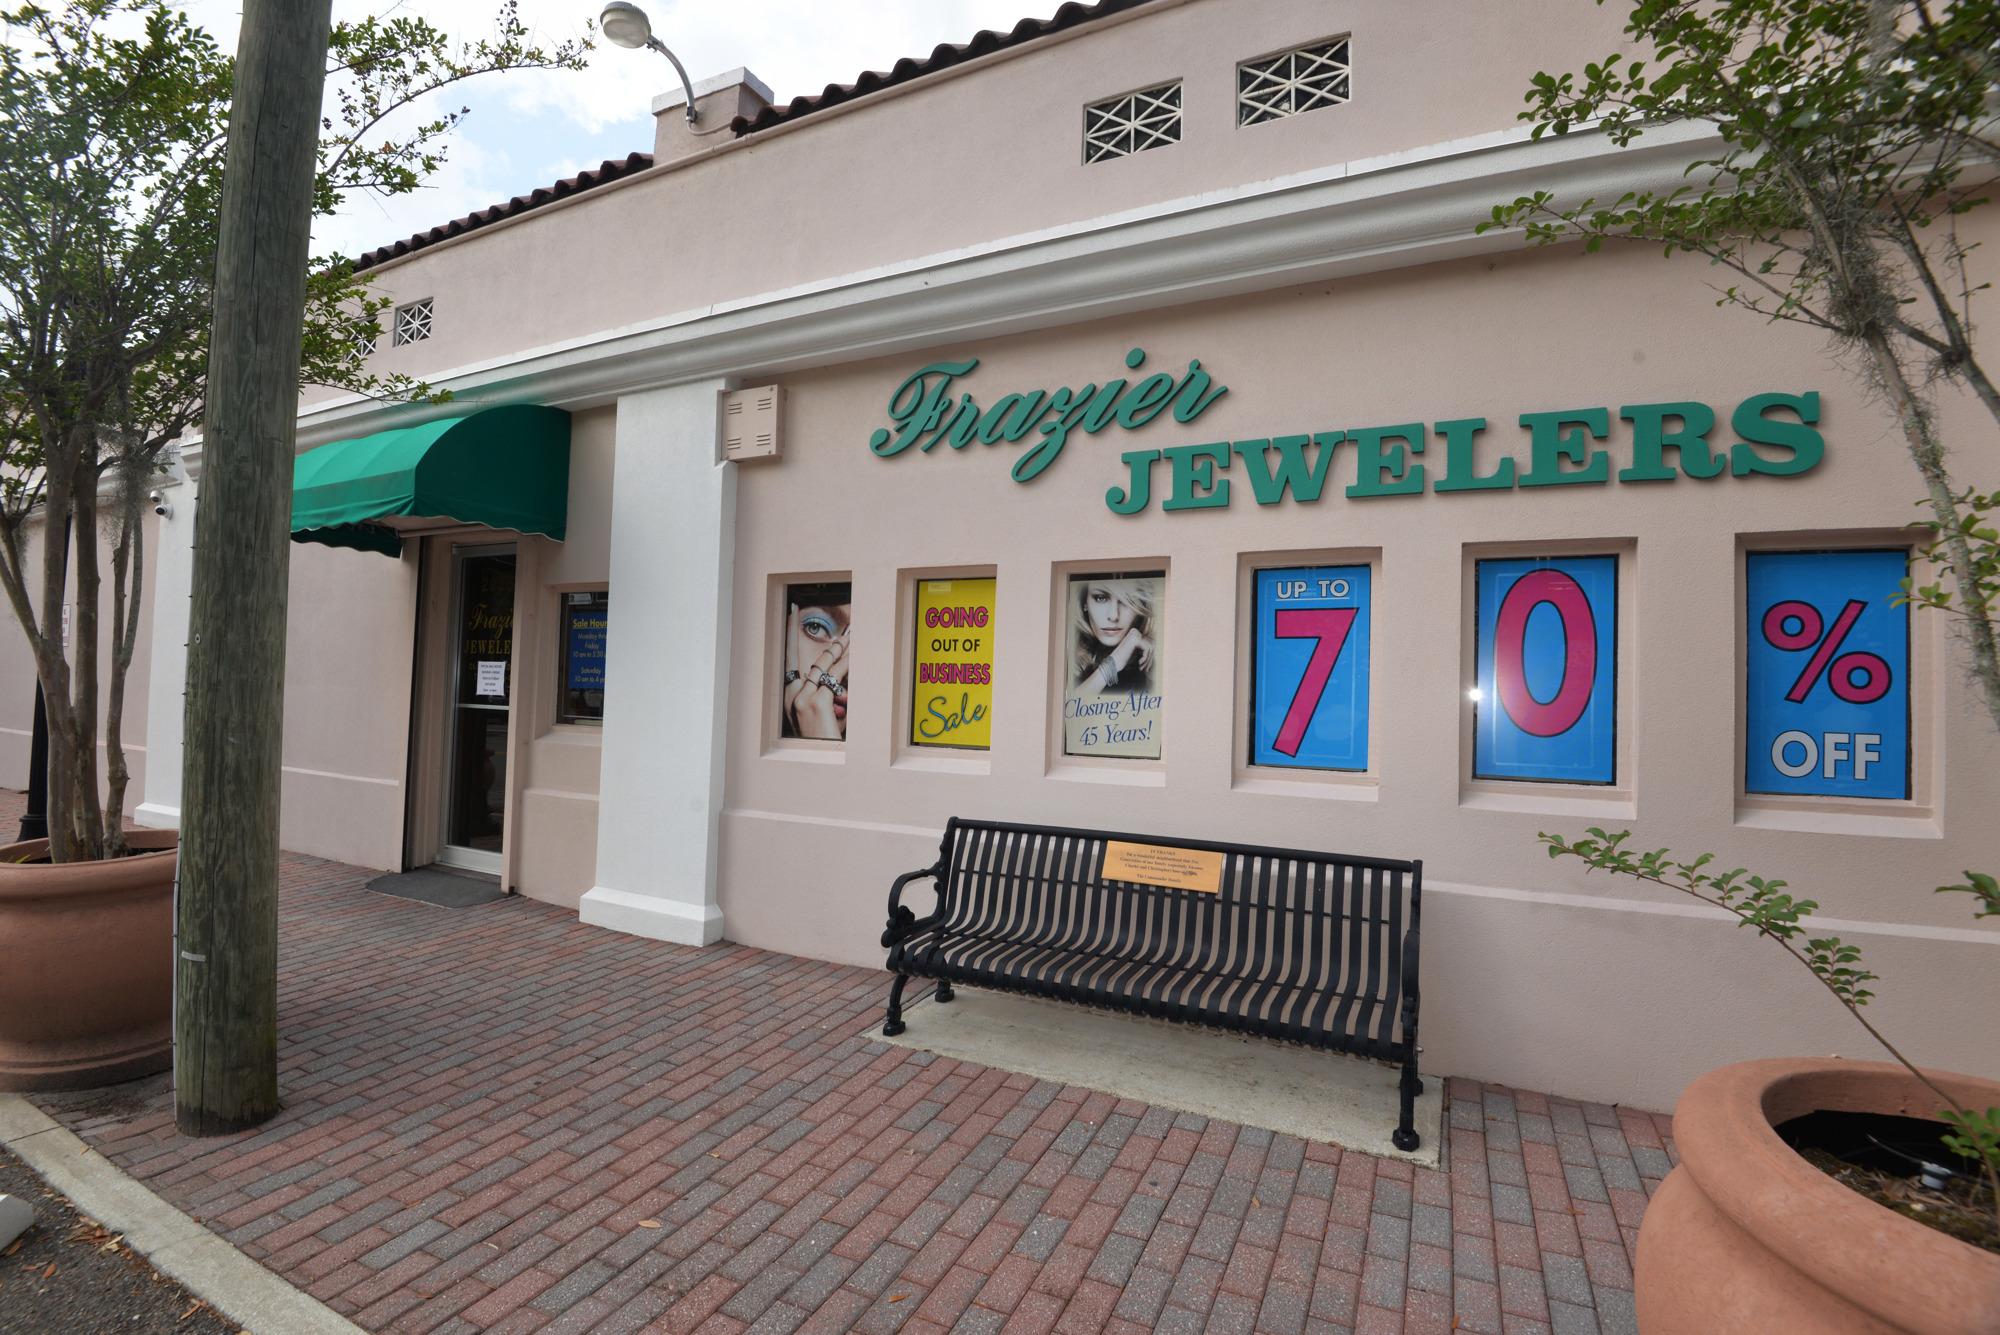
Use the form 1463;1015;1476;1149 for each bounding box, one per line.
0;829;178;1091
1636;1057;2000;1335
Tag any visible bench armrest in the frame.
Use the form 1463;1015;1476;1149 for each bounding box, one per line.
883;864;946;948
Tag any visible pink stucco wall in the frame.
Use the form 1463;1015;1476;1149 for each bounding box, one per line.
715;234;2000;1110
317;0;1634;398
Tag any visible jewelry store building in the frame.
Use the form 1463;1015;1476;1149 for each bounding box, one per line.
109;0;2000;1110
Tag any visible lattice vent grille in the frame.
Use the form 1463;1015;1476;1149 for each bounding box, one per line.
393;298;433;346
1239;39;1351;126
1084;81;1182;163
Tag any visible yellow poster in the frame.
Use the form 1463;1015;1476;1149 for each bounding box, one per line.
1102;841;1223;894
911;578;995;749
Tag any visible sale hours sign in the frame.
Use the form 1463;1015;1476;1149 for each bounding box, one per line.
912;578;995;749
1474;556;1618;783
1251;565;1370;770
1745;550;1908;799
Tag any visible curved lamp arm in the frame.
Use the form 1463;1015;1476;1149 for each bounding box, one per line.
645;35;700;125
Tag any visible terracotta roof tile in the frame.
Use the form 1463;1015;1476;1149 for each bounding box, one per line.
350;0;1161;270
733;0;1160;135
352;152;654;272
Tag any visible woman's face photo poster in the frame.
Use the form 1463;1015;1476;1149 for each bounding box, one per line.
783;582;851;740
1064;572;1164;759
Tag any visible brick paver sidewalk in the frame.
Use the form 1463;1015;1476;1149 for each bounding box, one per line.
16;798;1672;1335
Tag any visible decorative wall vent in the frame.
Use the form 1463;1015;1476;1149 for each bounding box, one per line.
344;327;374;367
1238;38;1350;126
393;298;433;346
722;384;784;462
1084;81;1182;163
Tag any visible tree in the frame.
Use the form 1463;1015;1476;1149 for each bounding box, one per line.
0;0;588;864
1481;0;2000;730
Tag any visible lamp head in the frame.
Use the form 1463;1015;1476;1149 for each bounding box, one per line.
599;0;652;49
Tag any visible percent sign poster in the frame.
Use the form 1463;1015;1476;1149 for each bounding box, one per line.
912;578;995;749
1746;550;1909;799
1474;555;1618;784
1251;565;1370;770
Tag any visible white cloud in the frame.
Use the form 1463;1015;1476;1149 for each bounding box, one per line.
172;0;1055;255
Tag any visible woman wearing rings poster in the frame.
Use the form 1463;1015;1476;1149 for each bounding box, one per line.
783;582;850;740
1064;573;1164;759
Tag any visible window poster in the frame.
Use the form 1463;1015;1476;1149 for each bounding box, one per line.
912;578;995;749
783;581;851;740
560;590;608;724
1745;550;1909;800
1251;565;1370;771
1065;572;1164;759
1474;555;1617;784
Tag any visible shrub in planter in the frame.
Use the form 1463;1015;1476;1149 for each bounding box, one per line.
1539;831;1999;1332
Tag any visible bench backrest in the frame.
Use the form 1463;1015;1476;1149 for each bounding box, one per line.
927;817;1421;1059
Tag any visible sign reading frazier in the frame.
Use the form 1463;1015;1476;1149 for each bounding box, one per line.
1101;841;1225;894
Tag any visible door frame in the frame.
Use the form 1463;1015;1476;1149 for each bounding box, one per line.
404;532;536;889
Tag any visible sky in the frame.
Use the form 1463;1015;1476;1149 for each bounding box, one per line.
173;0;1047;259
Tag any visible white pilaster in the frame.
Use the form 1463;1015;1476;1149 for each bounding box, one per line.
580;380;735;946
135;446;198;829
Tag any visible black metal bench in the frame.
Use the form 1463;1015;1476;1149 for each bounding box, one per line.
880;817;1425;1151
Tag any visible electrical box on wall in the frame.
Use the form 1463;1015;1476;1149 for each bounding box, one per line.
722;385;784;462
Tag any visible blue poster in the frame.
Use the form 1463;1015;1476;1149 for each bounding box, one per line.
1475;556;1617;783
566;600;607;691
1252;566;1370;770
1746;551;1908;799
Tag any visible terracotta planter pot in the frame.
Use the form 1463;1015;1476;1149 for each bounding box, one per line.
0;829;178;1092
1636;1057;2000;1335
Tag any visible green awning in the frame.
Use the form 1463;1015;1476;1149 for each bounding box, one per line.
291;404;571;557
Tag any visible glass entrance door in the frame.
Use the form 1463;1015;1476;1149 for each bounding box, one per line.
440;546;515;873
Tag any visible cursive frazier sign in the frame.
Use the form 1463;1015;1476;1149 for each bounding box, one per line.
867;348;1228;482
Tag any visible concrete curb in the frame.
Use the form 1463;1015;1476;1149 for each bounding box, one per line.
0;1094;367;1335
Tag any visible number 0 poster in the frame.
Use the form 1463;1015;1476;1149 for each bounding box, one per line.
912;578;995;748
1474;555;1617;784
1252;565;1370;770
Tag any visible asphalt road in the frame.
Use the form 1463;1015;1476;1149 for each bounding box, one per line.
0;1144;240;1335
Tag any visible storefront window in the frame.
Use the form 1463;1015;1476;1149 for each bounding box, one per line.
559;590;609;724
1250;565;1370;771
1472;556;1617;784
1063;571;1164;759
1745;550;1909;800
911;578;994;750
782;582;851;741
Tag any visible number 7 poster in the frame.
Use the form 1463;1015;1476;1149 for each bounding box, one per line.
1251;566;1370;770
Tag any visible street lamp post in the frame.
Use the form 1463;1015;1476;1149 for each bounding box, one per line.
599;2;702;124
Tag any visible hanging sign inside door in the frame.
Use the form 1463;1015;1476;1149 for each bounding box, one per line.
475;660;507;698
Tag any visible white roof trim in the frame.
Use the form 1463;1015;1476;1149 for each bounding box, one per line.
291;119;1722;449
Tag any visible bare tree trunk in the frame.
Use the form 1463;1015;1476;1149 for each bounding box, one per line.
68;453;105;862
102;462;144;857
174;0;332;1137
37;461;79;861
1865;328;2000;731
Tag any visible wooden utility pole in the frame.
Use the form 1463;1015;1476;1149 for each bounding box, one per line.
175;0;333;1136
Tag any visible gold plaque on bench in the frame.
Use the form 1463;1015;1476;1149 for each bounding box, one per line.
1101;841;1224;894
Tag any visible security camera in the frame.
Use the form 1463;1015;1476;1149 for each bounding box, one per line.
148;490;172;519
